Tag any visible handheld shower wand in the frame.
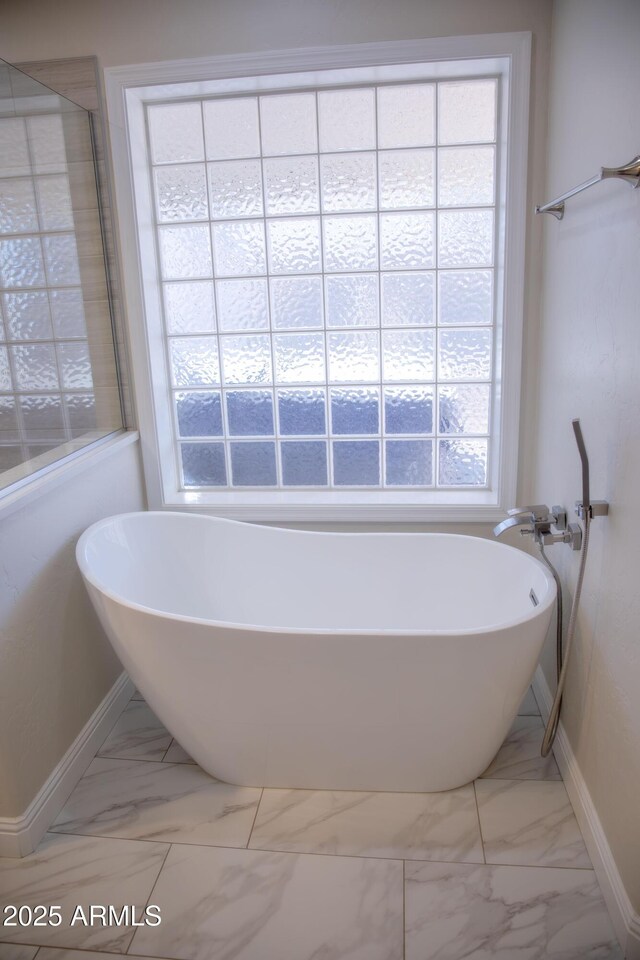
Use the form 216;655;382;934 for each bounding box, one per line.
540;419;607;756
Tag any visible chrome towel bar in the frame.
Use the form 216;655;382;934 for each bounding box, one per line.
535;153;640;220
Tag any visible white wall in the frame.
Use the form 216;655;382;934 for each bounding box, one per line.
533;0;640;913
0;438;146;817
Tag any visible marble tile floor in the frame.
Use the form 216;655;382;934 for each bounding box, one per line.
0;686;622;960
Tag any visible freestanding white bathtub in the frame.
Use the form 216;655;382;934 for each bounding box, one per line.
77;512;555;792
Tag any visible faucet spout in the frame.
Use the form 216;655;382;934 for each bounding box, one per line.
493;516;531;538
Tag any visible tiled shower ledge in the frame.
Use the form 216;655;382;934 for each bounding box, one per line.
0;687;621;960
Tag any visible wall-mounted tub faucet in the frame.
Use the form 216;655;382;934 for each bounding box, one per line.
493;504;583;550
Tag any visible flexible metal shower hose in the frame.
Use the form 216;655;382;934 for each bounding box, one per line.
538;510;592;757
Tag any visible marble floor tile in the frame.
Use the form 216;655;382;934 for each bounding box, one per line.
405;861;621;959
131;688;145;700
0;946;39;960
475;779;591;868
518;686;540;715
163;739;195;764
0;832;168;952
131;843;404;960
480;716;561;780
36;951;157;960
52;757;262;847
97;700;171;761
249;784;484;863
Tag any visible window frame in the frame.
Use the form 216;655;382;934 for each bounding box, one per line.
105;33;531;522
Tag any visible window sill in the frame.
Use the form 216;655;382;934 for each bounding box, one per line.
163;488;505;522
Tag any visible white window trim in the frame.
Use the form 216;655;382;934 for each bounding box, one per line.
104;33;530;522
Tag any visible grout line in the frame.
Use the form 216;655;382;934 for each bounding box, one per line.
40;827;595;870
472;779;487;865
246;787;264;849
127;841;173;955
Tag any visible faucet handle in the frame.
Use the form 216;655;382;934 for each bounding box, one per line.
507;504;550;521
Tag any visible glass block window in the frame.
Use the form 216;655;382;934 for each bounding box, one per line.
147;79;497;490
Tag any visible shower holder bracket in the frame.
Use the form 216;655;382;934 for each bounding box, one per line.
575;499;609;520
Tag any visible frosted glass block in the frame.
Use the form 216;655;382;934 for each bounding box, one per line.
317;89;376;152
212;221;266;277
282;441;328;486
11;343;58;390
4;291;52;340
0;237;45;288
148;103;204;163
438;80;497;145
377;84;435;149
320;153;377;213
226;390;274;436
169;336;220;387
0;118;30;177
438;270;492;325
323;215;377;273
438;210;494;267
438;146;495;207
0;347;12;391
267;218;321;275
42;234;81;286
384;386;433;435
264;157;319;215
328;330;379;383
331;387;379;435
0;179;38;234
259;93;317;156
333;440;379;486
181;442;227;487
274;332;325;384
50;289;86;339
325;274;378;327
154;164;208;222
381;272;434;326
164;281;216;334
438;438;488;486
208;160;263;219
439;328;492;380
175;391;223;437
230;441;277;486
220;334;272;385
278;389;326;435
380;213;434;270
159;224;213;279
216;278;268;332
35;176;74;231
385;439;433;486
65;393;97;434
203;98;260;160
26;115;67;174
0;396;19;439
19;395;65;436
438;383;490;434
57;341;93;389
271;276;323;329
382;329;435;381
379;150;435;209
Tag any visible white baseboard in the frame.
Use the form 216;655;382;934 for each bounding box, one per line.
0;671;133;858
533;666;640;960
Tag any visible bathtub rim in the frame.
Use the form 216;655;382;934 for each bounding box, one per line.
76;510;557;638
